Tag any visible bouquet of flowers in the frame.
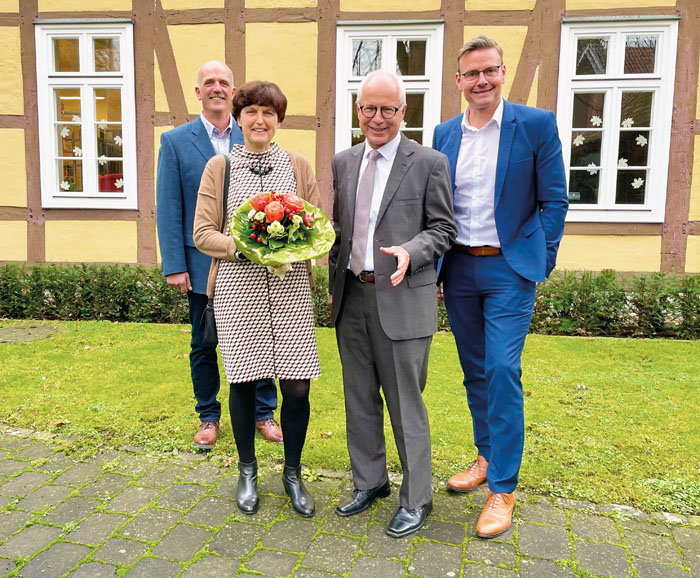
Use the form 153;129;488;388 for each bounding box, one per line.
229;191;335;268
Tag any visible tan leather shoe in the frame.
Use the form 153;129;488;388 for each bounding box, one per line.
256;418;283;444
193;421;220;450
476;491;516;538
447;456;488;492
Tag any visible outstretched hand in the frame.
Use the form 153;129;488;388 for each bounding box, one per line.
380;246;410;287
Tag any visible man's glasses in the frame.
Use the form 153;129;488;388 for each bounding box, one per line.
458;65;503;83
358;105;401;119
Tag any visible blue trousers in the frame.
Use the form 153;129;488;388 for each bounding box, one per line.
442;252;535;493
187;292;277;422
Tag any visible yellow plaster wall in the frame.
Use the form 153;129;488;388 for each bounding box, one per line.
467;0;535;9
38;0;131;9
686;237;700;273
0;0;19;10
462;26;528;108
246;23;317;116
0;28;23;115
340;0;439;9
154;53;169;113
275;129;316;167
557;235;661;272
690;136;700;221
168;24;226;115
566;0;673;8
162;0;223;8
45;221;137;263
0;130;26;207
247;0;315;6
527;64;538;108
0;222;27;261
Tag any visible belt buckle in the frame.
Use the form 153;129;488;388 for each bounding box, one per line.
358;271;374;283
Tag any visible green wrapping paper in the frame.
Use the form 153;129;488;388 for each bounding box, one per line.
229;198;335;266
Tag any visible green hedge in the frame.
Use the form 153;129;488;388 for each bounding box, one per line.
0;263;698;339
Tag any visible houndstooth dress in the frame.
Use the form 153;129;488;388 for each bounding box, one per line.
214;143;320;383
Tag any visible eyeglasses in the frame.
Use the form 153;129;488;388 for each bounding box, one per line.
358;105;401;119
458;65;503;83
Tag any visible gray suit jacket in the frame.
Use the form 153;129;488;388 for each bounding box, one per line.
329;135;456;340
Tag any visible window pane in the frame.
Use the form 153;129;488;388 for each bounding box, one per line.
576;37;608;75
53;38;80;72
570;131;602;167
351;93;359;129
96;124;123;158
572;92;605;129
56;125;82;157
401;130;422;144
93;37;120;72
617;130;649;167
568;169;599;204
55;88;82;123
620;92;652;128
396;40;426;76
403;93;424;128
95;88;122;122
352;39;381;76
57;159;83;192
616;169;646;204
98;160;124;192
625;35;656;74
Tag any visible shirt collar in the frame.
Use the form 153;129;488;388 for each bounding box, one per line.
363;131;402;162
461;99;504;132
200;112;233;138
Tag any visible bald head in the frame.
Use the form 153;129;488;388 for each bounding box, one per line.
195;60;235;125
358;70;406;106
197;60;233;88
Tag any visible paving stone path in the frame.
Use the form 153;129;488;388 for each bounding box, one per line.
0;429;698;578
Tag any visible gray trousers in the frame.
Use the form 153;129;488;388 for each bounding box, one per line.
336;274;433;509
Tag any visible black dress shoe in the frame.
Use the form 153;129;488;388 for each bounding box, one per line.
237;460;259;515
335;480;391;517
386;501;432;538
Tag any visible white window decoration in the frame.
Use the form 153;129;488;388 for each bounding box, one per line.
335;23;444;153
35;21;137;209
557;19;678;223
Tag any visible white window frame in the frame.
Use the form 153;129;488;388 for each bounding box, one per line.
35;20;137;210
557;18;678;223
335;23;444;153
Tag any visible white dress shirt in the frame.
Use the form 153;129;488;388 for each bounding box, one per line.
347;132;402;272
200;113;233;155
454;99;504;247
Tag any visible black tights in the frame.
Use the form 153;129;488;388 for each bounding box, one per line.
228;379;310;467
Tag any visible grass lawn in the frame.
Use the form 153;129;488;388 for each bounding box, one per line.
0;319;698;515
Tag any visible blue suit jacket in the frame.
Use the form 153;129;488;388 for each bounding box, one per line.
156;117;244;294
432;100;568;283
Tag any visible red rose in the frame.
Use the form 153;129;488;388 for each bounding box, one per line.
302;212;315;227
250;193;271;211
264;201;285;223
281;193;304;215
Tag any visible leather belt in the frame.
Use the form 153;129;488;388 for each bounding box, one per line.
354;270;375;283
453;245;501;256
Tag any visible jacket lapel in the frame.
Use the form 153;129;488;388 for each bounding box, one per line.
494;100;516;208
344;144;364;232
375;135;414;228
444;120;462;193
191;117;215;161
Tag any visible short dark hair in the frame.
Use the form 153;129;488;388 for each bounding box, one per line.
232;81;287;122
457;35;504;68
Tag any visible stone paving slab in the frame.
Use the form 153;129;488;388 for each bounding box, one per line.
0;430;699;578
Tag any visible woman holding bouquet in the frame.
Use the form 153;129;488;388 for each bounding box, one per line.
193;81;322;517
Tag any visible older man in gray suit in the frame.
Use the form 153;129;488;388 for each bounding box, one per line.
329;70;456;538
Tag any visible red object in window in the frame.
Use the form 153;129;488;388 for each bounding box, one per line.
99;173;122;192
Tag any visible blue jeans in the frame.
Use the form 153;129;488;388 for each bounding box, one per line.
188;292;277;422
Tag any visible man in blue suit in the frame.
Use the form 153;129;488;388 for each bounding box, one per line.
156;60;281;450
433;36;568;538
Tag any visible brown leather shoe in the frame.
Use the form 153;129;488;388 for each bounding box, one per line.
447;456;488;493
476;491;516;538
193;421;220;450
256;418;283;444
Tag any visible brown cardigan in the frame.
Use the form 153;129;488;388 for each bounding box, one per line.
193;149;322;298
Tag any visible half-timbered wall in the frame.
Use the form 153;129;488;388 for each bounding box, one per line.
0;0;698;272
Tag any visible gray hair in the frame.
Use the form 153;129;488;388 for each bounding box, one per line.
457;35;504;68
357;70;406;106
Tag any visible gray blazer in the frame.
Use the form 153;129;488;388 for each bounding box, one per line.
329;135;457;340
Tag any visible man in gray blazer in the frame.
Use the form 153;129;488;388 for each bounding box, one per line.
329;70;456;538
